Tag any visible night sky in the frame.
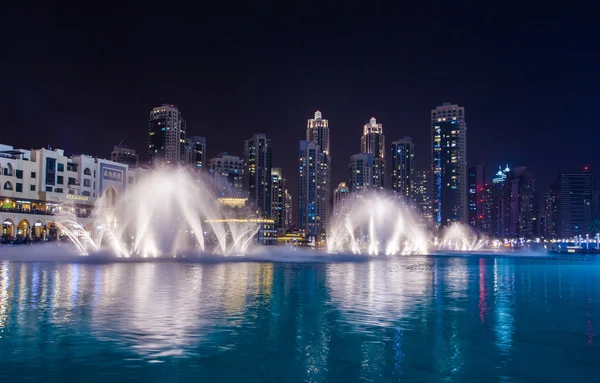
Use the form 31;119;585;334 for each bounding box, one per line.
2;2;599;198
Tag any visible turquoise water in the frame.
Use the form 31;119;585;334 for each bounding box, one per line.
0;255;599;382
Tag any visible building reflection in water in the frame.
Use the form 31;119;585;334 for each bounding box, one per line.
0;258;599;381
0;262;9;331
493;258;515;357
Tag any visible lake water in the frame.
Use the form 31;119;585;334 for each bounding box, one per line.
0;255;599;382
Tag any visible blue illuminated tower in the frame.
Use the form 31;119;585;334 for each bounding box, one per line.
431;102;467;227
298;140;324;240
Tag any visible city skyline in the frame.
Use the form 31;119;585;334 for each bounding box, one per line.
2;4;598;199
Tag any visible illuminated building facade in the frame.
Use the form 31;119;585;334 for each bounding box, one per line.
111;143;139;167
298;140;323;239
414;170;433;227
306;111;331;234
510;167;538;238
184;136;206;172
284;189;292;231
468;164;486;231
148;104;186;167
361;117;385;189
1;143;135;240
555;169;594;238
431;102;467;227
243;134;272;218
209;152;244;198
271;168;287;231
491;165;538;238
542;185;557;238
348;153;374;193
389;137;414;200
491;165;511;238
333;182;349;213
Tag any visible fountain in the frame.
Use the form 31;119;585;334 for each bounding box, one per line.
327;193;429;255
54;168;261;257
434;223;486;252
327;192;486;255
48;170;488;258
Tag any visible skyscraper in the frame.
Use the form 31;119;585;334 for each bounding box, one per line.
148;104;186;167
333;182;350;213
284;190;292;231
361;117;385;188
468;164;486;231
111;143;139;167
389;137;414;200
414;170;433;228
298;140;323;239
306;111;331;233
510;167;538;238
271;168;287;231
191;136;206;172
491;165;538;238
555;169;594;238
348;153;374;193
431;102;467;227
209;152;244;198
542;184;558;238
243;134;272;217
491;165;511;238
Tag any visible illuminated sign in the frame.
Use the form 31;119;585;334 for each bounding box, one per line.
66;194;89;201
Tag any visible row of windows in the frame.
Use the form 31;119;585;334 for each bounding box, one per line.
2;182;96;196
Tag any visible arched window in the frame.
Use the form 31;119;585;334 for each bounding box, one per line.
84;168;91;176
3;181;13;190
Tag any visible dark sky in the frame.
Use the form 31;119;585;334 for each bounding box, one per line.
2;1;599;198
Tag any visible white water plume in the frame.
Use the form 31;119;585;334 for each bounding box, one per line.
435;223;486;251
327;193;429;255
52;168;261;257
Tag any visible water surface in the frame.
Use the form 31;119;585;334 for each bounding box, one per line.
0;255;598;382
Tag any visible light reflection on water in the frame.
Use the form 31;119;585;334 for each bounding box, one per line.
0;257;599;382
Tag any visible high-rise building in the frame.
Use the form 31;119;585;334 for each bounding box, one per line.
481;183;493;235
243;134;272;217
389;137;414;200
148;104;186;167
414;170;433;228
348;153;374;193
491;165;538;238
111;143;139;167
361;117;385;189
555;169;594;238
333;182;350;213
190;136;206;172
491;165;511;238
209;152;244;198
183;138;195;166
468;164;486;231
184;136;206;171
284;189;292;231
510;167;538;238
306;111;331;234
271;168;287;231
307;111;330;158
542;184;558;238
431;102;467;227
298;140;324;239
